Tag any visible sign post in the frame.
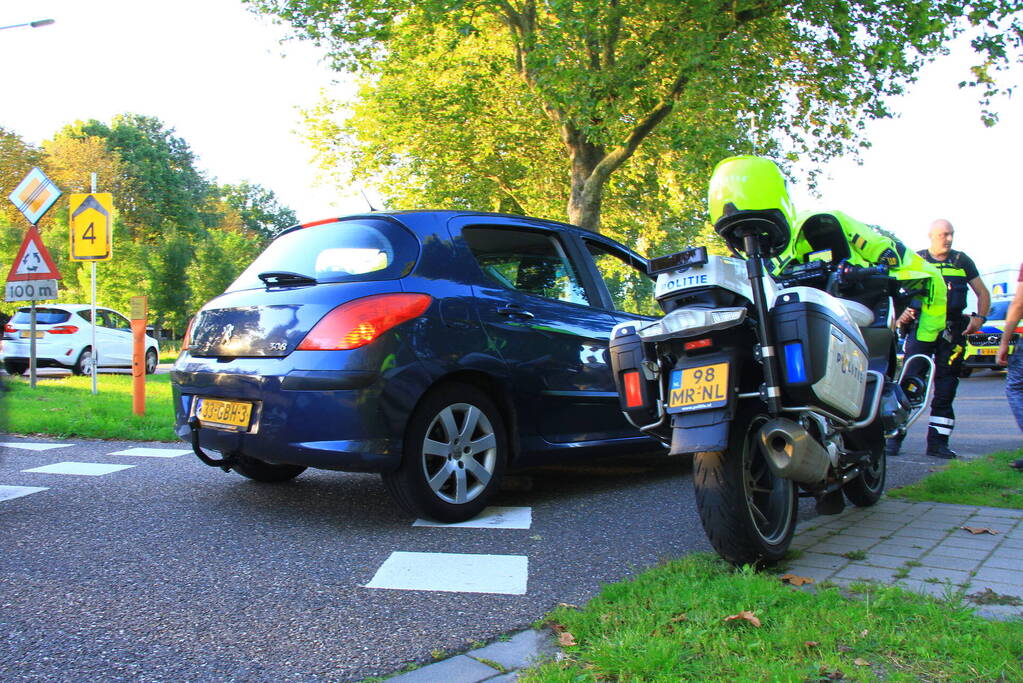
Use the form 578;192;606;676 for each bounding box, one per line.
5;227;63;388
69;177;113;395
6;167;63;388
130;295;148;415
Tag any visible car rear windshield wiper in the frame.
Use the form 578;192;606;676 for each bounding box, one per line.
257;271;319;288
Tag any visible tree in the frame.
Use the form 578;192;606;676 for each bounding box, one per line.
219;181;298;243
70;114;214;241
250;0;1023;233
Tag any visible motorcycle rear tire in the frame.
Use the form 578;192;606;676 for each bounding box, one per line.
693;404;797;565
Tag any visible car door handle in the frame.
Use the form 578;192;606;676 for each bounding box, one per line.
496;304;534;320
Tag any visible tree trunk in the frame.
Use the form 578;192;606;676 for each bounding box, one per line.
566;137;606;233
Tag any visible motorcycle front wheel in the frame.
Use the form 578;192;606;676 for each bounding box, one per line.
693;403;797;565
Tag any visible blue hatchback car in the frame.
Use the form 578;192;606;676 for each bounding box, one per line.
172;211;660;521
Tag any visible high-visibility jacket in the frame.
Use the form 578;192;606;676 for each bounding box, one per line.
775;209;946;342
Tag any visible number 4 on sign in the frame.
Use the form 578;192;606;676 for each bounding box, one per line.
69;193;113;261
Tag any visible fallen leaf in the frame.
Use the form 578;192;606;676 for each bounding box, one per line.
961;526;1000;535
558;631;577;647
836;644;852;653
557;602;578;609
548;621;567;634
804;641;819;648
780;573;815;586
670;613;688;623
860;629;869;637
724;610;762;627
854;658;870;666
820;667;845;680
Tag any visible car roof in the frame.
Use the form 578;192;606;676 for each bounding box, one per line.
288;210;648;261
17;304;114;313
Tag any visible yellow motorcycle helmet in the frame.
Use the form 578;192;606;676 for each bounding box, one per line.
707;155;795;258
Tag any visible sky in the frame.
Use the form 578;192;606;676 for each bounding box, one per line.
2;0;1021;279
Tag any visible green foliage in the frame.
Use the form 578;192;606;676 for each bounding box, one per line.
253;0;1023;236
0;115;297;330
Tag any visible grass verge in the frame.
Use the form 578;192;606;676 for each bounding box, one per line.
887;449;1023;509
1;373;177;441
523;554;1023;682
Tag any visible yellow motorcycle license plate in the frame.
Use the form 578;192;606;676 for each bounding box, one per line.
978;347;998;356
668;362;730;412
195;397;253;430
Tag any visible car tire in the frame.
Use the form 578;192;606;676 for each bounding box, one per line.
231;454;306;483
3;360;28;376
382;382;507;523
72;348;94;376
145;348;158;374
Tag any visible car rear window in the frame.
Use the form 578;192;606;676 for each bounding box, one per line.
11;308;71;325
226;218;419;292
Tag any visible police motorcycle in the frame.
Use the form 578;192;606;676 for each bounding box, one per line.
608;210;935;565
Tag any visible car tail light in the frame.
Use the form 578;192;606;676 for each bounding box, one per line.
47;325;79;335
181;317;195;350
623;370;644;408
3;324;14;334
684;338;713;351
297;293;432;351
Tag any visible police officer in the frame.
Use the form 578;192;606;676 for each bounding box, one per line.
887;219;989;458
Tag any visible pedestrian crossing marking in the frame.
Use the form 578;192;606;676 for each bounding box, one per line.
413;506;532;529
0;485;49;502
107;447;192;458
366;551;528;595
22;462;135;476
1;442;73;451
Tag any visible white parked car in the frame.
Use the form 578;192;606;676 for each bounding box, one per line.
1;304;160;376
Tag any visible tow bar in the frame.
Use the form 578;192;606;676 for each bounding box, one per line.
188;417;237;472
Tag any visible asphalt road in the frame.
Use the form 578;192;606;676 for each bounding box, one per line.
0;370;1018;682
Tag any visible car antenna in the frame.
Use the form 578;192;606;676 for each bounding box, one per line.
361;190;378;212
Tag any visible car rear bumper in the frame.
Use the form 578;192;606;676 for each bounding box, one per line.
172;354;416;473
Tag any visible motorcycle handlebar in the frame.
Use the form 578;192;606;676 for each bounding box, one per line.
837;262;889;283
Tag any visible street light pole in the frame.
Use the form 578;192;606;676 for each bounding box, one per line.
0;19;55;31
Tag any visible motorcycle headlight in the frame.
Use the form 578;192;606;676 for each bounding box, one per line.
639;307;747;341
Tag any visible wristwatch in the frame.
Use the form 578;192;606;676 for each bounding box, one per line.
970;312;987;322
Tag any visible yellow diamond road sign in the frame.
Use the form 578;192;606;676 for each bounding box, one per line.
70;193;113;261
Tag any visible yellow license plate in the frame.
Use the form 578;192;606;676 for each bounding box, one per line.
978;347;998;356
668;362;730;412
195;397;253;430
19;330;44;339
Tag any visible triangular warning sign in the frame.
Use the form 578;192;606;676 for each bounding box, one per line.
6;225;62;282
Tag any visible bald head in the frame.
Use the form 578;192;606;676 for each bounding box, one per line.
928;219;954;260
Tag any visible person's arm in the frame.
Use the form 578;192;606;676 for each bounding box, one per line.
997;281;1023;366
966;276;990;335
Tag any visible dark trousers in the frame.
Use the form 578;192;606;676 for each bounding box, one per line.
904;316;968;446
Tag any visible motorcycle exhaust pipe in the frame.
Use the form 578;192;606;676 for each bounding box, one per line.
758;418;829;486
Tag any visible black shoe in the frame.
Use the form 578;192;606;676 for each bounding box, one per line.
926;443;958;459
1011;459;1023;471
884;438;903;457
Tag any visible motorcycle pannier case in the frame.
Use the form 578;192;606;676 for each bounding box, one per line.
769;287;868;420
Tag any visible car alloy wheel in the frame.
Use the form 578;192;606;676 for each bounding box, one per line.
382;382;507;523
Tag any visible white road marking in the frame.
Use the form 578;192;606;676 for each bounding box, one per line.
366;551;528;595
0;485;49;502
107;447;192;458
1;442;73;451
22;462;135;476
413;506;532;529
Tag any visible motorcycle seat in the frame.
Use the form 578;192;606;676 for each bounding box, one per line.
837;297;875;327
